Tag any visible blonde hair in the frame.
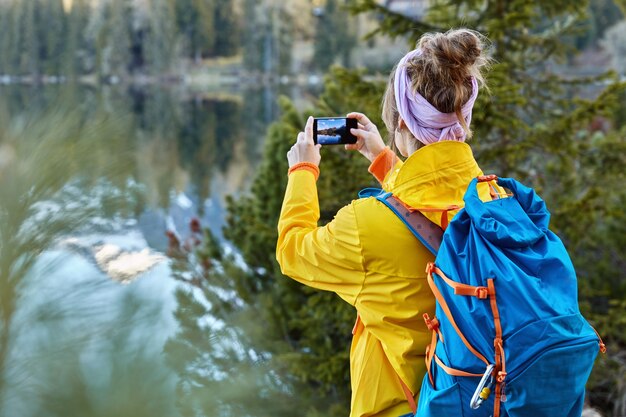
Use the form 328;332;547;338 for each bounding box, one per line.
381;28;491;149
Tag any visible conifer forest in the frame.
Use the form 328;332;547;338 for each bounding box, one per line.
0;1;624;416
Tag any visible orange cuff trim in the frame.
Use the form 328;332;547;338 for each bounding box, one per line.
368;147;397;184
288;162;320;181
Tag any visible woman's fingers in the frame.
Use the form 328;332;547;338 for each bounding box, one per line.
347;112;368;123
350;127;370;140
345;142;360;151
304;116;314;143
345;135;364;151
347;112;374;130
287;116;321;167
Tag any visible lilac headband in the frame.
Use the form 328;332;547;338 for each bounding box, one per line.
394;48;479;145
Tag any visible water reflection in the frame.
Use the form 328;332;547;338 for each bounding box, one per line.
0;82;301;416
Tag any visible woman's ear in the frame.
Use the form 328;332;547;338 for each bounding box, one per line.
397;116;406;130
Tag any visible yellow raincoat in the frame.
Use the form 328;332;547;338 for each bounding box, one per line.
276;141;496;417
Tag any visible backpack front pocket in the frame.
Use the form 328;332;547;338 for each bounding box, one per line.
502;339;599;417
416;374;464;417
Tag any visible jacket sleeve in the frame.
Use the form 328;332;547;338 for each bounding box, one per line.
276;169;365;305
368;147;403;189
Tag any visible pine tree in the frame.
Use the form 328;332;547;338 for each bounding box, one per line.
212;0;240;57
90;0;133;79
0;97;140;410
575;0;624;49
241;2;296;76
17;0;39;77
144;0;179;74
40;0;67;76
0;3;14;74
64;0;91;77
312;0;337;71
241;0;264;71
175;0;214;62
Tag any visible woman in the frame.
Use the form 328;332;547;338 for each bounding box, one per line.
276;28;495;417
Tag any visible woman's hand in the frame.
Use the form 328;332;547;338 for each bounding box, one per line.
287;116;321;168
345;112;387;162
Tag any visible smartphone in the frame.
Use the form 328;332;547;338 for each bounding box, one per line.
313;117;358;145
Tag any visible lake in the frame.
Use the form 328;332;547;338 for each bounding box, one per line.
0;82;315;417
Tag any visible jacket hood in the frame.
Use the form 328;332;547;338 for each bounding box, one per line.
382;141;491;227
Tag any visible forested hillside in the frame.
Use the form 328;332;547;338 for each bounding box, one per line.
0;0;360;80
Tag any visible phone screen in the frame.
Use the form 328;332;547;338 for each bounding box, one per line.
313;117;358;145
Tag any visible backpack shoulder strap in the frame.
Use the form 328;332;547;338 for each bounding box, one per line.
358;188;443;414
375;191;443;256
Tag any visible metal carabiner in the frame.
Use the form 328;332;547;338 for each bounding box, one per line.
470;364;495;409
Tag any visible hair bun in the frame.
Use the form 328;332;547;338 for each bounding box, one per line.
420;29;483;79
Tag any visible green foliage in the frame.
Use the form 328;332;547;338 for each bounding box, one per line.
64;0;91;76
165;230;330;417
103;0;133;76
241;0;264;71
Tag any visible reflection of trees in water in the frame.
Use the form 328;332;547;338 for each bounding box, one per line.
1;84;257;210
241;82;302;165
127;87;248;209
0;83;295;213
0;97;170;415
178;97;243;206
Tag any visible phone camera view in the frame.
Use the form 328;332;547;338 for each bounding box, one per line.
314;117;357;145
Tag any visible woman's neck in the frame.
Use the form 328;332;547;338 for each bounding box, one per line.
407;138;424;156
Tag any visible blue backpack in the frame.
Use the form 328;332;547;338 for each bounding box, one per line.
359;175;604;417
